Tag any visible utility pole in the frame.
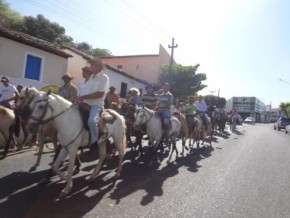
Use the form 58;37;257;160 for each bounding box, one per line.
168;38;178;73
209;91;216;95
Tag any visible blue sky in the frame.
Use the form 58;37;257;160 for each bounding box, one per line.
5;0;290;107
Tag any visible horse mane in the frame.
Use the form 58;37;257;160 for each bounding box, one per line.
0;105;8;115
50;93;72;108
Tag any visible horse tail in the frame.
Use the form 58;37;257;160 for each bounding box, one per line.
122;119;127;149
14;115;21;138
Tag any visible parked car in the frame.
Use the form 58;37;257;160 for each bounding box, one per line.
244;117;255;124
274;117;290;131
285;124;290;134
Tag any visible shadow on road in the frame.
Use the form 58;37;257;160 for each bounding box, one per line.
1;142;214;218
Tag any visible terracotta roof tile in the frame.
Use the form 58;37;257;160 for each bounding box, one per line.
0;26;72;58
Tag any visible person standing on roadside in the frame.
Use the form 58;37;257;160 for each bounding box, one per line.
0;76;19;109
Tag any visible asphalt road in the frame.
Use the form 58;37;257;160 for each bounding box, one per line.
1;124;290;218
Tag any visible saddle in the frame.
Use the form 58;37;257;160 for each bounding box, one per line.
158;113;173;130
79;103;116;135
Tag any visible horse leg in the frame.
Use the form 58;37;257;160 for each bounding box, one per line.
74;154;81;175
167;135;178;163
136;131;143;156
88;141;106;181
52;147;69;181
1;126;15;158
115;135;126;178
29;133;44;172
57;147;78;199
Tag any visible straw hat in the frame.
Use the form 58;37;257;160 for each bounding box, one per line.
62;73;74;80
129;87;140;96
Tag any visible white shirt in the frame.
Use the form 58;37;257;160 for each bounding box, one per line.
0;84;17;102
79;80;88;96
82;70;109;106
195;100;208;112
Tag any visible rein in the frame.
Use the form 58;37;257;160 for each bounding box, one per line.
62;127;84;149
28;94;84;148
29;96;75;125
136;107;154;126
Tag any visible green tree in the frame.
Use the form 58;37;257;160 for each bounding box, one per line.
89;48;112;57
204;95;227;108
19;14;67;44
0;0;22;29
75;42;92;53
279;102;290;118
159;64;207;100
0;1;112;55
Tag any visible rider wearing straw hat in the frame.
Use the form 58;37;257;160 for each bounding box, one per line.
128;87;141;106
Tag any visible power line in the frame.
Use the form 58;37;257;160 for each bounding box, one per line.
279;78;290;85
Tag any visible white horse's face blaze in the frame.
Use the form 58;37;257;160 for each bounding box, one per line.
134;108;146;126
28;93;52;124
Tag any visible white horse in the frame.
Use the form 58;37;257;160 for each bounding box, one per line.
18;87;89;199
15;87;59;172
19;87;127;198
88;108;127;182
133;106;181;165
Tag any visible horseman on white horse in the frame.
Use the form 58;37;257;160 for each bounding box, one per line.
155;82;173;143
74;58;109;146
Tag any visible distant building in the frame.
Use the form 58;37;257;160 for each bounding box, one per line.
226;97;266;123
101;45;174;84
61;45;149;101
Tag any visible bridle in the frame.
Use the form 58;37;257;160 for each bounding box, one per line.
135;107;154;126
27;93;84;149
121;103;135;122
28;95;74;125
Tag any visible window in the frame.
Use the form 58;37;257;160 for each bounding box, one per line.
25;54;42;80
120;82;127;98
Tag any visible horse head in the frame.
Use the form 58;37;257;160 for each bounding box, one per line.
15;87;39;120
120;102;136;121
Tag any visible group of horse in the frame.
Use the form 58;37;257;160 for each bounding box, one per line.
0;86;236;199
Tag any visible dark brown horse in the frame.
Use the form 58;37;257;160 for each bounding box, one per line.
119;102;145;160
0;106;20;158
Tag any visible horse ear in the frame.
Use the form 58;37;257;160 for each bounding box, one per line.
46;89;52;96
25;87;29;94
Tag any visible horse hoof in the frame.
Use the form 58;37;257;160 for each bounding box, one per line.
29;166;37;172
38;177;51;185
114;174;121;179
87;176;95;183
58;190;70;199
73;168;80;175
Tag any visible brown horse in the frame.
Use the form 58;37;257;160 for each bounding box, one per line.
173;112;190;155
195;113;212;147
119;102;144;160
26;121;59;172
0;106;20;158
